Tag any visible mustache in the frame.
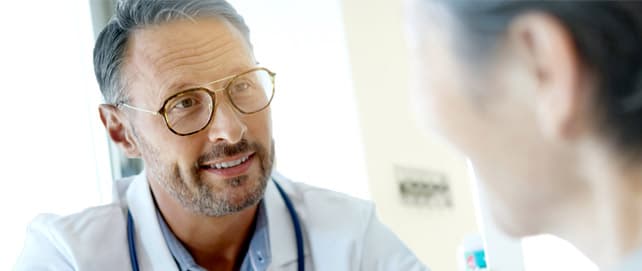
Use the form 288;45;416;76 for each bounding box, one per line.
197;139;252;165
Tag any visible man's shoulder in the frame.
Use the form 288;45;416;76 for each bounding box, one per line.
295;182;372;212
28;203;126;240
273;173;375;228
30;174;137;236
16;203;130;270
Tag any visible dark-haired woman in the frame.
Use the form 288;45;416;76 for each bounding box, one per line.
405;1;642;270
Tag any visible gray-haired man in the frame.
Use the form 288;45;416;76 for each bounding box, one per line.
15;1;428;270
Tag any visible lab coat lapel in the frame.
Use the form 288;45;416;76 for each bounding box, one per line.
265;175;311;268
125;172;311;270
126;172;177;271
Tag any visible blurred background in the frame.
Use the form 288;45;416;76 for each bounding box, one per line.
0;0;597;270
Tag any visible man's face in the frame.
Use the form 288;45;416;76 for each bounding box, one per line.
121;18;273;216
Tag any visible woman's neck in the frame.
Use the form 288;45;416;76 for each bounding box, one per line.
559;142;642;270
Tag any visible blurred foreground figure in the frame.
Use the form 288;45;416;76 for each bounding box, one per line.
405;1;642;270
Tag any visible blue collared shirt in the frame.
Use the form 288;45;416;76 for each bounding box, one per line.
156;201;271;271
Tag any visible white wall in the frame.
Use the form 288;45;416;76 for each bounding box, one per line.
340;0;479;270
228;0;371;200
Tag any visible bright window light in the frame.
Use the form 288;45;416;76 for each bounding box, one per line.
0;2;112;269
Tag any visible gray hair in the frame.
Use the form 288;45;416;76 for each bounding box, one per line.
93;0;252;104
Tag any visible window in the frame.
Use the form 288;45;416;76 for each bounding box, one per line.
0;2;112;269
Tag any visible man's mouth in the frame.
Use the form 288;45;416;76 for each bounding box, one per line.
200;153;255;177
206;155;250;169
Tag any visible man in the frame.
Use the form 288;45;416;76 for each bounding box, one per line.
15;0;427;270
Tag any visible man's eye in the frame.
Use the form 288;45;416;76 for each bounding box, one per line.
231;81;251;93
174;97;198;109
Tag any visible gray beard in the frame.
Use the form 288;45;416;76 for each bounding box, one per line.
136;129;275;217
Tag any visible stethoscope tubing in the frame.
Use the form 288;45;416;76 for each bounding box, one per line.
126;179;304;271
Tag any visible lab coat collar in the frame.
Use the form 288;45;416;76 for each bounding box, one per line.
125;171;310;269
126;172;176;270
265;173;311;267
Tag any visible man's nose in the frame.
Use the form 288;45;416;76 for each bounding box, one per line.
207;101;247;144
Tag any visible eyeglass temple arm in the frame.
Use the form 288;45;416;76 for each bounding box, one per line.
200;67;272;95
119;103;160;115
203;73;238;87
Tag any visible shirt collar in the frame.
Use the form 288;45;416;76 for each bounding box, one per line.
126;171;308;269
156;200;271;271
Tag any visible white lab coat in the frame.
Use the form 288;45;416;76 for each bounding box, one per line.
15;172;429;271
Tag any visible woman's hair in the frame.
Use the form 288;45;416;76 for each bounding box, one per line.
439;1;642;157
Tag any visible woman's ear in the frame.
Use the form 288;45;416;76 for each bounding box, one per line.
98;105;141;158
508;12;588;141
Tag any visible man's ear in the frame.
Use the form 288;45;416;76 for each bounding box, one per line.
508;12;587;140
98;105;141;158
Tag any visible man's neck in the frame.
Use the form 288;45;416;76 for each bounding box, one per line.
150;182;259;271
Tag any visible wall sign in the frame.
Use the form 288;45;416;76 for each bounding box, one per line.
395;165;453;209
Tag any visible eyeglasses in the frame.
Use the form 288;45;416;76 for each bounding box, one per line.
118;67;276;136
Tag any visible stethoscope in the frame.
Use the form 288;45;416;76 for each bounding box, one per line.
127;179;305;271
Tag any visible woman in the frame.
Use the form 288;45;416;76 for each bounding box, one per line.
405;1;642;270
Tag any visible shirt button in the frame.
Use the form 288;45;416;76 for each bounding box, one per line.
257;251;264;263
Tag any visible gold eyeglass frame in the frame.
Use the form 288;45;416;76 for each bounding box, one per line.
117;67;276;136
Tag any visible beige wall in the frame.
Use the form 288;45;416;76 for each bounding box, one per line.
340;0;479;270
